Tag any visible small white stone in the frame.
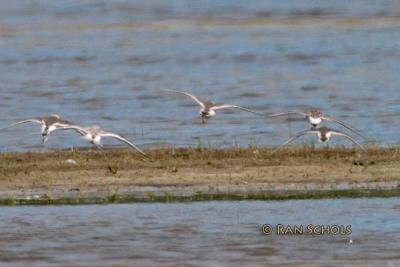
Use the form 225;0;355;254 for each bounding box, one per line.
65;159;78;165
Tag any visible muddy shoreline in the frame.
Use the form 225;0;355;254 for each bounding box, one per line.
0;147;399;205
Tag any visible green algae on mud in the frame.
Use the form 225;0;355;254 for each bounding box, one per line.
1;186;400;206
0;147;399;205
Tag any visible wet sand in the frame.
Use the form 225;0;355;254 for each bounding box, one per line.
0;147;399;204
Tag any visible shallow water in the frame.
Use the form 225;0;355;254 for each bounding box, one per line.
0;1;400;151
0;198;398;266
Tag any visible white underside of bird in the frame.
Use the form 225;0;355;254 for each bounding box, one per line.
317;131;332;142
200;109;216;117
41;125;58;143
309;116;322;126
82;133;102;146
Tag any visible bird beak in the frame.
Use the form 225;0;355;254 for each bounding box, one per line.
42;136;48;143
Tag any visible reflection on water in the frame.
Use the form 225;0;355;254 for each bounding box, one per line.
0;1;400;151
0;198;399;266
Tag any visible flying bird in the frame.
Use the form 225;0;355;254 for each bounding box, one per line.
274;127;366;152
265;109;366;139
62;124;148;157
1;114;79;143
162;89;263;123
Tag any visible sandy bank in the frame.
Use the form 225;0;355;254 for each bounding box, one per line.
0;147;398;204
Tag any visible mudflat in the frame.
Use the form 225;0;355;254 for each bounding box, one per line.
0;147;399;204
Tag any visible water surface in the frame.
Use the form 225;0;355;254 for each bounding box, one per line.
0;198;399;266
0;1;400;150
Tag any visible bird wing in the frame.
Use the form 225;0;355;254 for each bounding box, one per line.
274;130;319;152
264;111;309;118
161;89;205;108
100;132;148;157
209;104;263;115
322;116;367;140
0;118;43;130
50;114;61;119
54;125;90;136
53;120;79;128
330;130;366;152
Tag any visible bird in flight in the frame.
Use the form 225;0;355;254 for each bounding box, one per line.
264;109;366;139
274;126;366;152
162;89;263;123
1;114;79;143
61;124;148;157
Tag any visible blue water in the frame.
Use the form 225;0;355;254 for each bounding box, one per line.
0;198;399;266
0;1;400;151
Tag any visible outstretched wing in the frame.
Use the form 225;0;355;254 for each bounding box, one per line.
330;130;366;152
210;104;263;115
54;124;90;136
323;116;367;140
53;119;79;128
161;89;205;108
264;111;309;119
273;129;318;153
0;118;43;130
50;114;61;119
101;132;148;157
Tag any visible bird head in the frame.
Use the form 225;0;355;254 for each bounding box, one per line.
42;133;49;143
